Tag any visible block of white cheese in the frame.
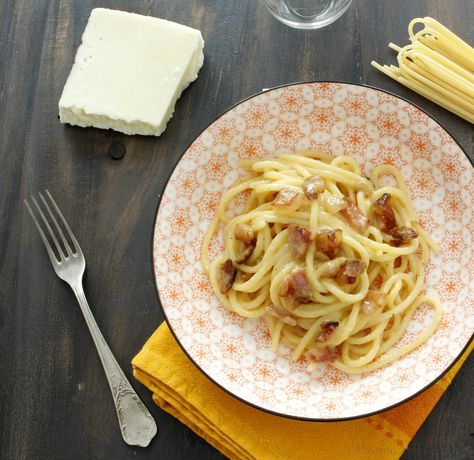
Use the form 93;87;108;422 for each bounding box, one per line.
59;8;204;136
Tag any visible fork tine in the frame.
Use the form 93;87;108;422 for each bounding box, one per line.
24;199;61;265
45;189;82;256
31;195;67;261
39;191;75;257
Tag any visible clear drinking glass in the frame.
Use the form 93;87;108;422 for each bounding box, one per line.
260;0;352;29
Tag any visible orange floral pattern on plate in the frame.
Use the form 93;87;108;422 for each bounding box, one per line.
153;83;474;419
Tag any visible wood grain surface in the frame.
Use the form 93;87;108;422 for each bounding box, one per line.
1;1;472;459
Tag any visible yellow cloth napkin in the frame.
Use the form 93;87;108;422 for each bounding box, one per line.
132;323;473;460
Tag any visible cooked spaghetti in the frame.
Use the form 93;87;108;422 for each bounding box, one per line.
202;150;442;374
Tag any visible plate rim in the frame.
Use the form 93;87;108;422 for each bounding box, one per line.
151;80;474;422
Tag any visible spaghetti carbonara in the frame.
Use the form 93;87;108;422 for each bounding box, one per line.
202;150;442;374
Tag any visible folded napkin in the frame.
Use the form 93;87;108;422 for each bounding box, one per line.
132;323;473;460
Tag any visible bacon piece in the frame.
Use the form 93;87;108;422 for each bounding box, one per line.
321;193;347;213
234;223;255;243
273;188;304;214
394;256;402;268
288;224;313;260
361;290;387;315
218;259;236;294
317;321;339;342
302;175;324;199
372;193;397;233
266;306;298;327
335;259;366;284
340;199;369;233
234;223;256;264
235;242;255;264
389;226;418;246
315;228;343;258
344;259;365;277
279;269;313;305
372;274;383;289
306;346;338;363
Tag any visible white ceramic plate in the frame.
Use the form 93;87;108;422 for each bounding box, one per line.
153;82;474;420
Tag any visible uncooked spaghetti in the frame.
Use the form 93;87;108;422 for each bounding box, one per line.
372;17;474;124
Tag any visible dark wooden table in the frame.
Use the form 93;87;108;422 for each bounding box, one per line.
1;1;473;459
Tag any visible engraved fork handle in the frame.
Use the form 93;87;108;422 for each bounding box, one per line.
72;282;157;447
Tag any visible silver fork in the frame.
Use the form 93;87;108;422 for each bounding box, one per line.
25;190;157;447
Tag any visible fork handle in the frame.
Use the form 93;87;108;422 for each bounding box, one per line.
72;283;157;447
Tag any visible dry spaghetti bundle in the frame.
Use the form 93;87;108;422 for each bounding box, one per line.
372;17;474;124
